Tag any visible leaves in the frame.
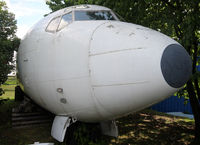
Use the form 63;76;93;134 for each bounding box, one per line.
0;1;19;96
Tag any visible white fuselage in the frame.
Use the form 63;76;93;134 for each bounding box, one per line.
17;5;191;122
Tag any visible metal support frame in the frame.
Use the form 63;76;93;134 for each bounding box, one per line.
100;120;118;137
51;116;77;142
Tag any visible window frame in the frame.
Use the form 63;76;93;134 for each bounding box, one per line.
74;10;119;21
45;16;62;33
45;9;120;34
46;11;74;33
57;11;74;31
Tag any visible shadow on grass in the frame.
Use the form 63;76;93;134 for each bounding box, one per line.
0;100;195;145
109;110;195;145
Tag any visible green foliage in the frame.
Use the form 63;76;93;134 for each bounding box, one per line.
0;1;20;96
68;123;106;145
0;99;18;129
0;77;16;100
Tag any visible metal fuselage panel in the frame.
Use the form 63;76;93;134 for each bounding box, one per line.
18;21;108;121
89;21;178;120
17;15;188;122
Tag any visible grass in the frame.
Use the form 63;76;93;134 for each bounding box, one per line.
112;110;195;145
0;99;195;145
0;99;58;145
0;77;196;144
0;77;17;100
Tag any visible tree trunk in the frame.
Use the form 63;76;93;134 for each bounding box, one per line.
194;79;200;100
187;80;200;142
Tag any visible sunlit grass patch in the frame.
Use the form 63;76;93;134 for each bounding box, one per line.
1;77;16;100
178;118;194;123
3;76;17;85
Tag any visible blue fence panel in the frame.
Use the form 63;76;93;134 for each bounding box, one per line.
150;63;200;114
151;64;200;114
197;65;200;72
151;96;193;114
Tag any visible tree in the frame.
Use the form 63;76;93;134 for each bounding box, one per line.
0;1;20;96
46;0;200;142
141;1;200;143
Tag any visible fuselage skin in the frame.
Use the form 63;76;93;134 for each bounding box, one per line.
17;5;192;122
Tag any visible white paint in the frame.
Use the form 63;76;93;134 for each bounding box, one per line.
17;4;180;121
100;121;118;137
51;116;71;142
17;5;186;141
29;142;54;145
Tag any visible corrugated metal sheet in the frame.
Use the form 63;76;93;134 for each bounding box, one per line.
197;65;200;71
151;96;193;114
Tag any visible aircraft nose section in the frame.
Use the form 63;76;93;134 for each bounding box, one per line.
161;44;192;88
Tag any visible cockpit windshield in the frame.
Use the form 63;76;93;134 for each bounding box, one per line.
74;10;116;21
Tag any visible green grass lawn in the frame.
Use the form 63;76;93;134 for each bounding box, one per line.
0;77;17;100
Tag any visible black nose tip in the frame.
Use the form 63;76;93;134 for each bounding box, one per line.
161;44;192;88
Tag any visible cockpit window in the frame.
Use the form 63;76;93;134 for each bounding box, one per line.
74;11;116;21
58;12;72;31
46;16;60;33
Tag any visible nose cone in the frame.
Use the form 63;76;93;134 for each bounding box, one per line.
161;44;192;88
89;21;193;120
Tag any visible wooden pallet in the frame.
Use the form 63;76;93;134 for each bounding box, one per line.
12;109;54;129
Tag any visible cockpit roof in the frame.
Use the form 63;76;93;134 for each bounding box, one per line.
46;5;112;20
26;5;116;38
65;5;111;11
34;5;116;33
